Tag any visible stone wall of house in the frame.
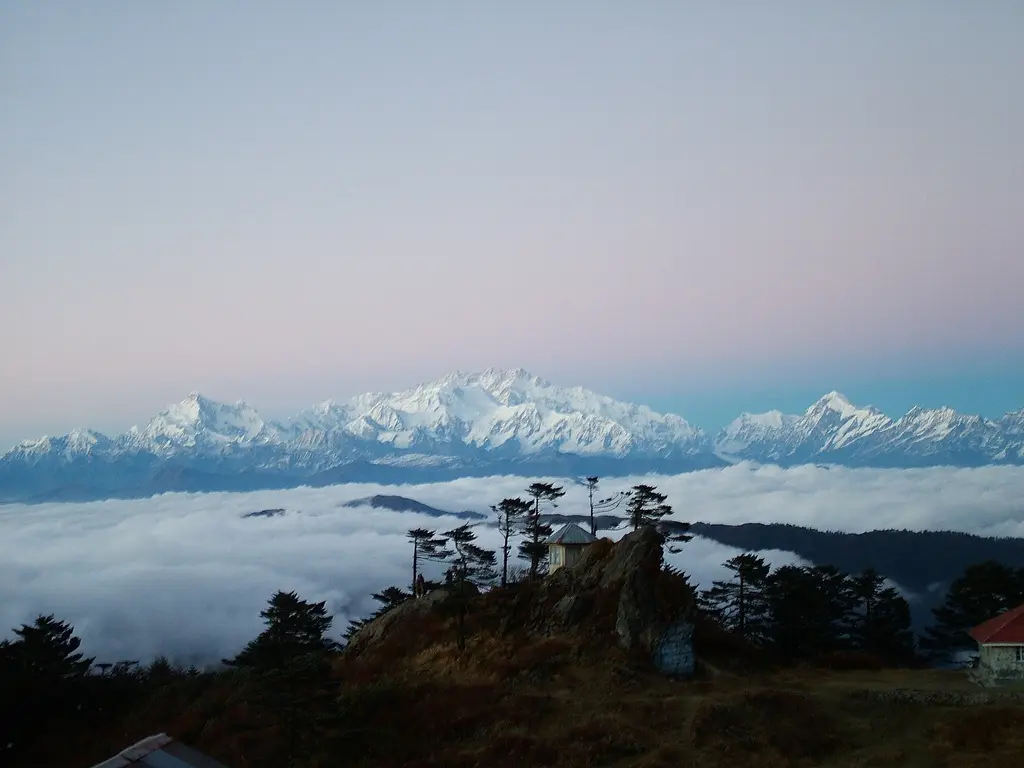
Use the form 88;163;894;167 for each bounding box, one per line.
979;645;1024;680
653;621;694;677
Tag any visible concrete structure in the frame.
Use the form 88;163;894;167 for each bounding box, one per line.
969;603;1024;683
546;522;597;574
90;733;230;768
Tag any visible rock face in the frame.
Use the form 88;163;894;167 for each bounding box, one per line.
524;527;695;675
559;526;695;674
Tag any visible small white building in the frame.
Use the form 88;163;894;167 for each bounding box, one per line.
546;522;597;574
969;603;1024;683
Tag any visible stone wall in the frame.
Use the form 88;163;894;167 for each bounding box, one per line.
852;688;1024;706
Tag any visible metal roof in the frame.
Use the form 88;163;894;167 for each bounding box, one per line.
546;522;598;546
90;734;230;768
970;603;1024;645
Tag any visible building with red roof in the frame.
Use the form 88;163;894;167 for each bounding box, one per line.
969;603;1024;682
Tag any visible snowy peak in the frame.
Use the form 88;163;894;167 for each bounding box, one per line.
126;392;277;454
306;368;707;456
3;376;1023;488
711;390;1024;465
804;391;883;422
6;428;113;464
809;391;853;414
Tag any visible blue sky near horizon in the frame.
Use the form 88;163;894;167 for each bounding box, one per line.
640;366;1024;432
1;2;1022;446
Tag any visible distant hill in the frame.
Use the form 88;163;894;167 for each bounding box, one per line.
688;522;1024;596
341;494;486;520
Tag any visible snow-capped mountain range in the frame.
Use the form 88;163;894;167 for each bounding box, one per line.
2;368;1021;503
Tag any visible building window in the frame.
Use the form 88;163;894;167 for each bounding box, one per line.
1016;646;1024;663
550;547;562;566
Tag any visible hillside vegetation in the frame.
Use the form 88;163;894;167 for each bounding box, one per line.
5;479;1024;767
6;527;1024;767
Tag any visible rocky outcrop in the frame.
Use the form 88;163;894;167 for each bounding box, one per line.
345;527;695;676
541;526;695;673
345;583;478;657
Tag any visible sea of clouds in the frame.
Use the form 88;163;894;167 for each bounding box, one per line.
2;463;1023;666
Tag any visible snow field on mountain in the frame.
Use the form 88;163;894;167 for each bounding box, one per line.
6;370;1021;474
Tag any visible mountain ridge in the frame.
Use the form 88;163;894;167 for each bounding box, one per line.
2;368;1022;503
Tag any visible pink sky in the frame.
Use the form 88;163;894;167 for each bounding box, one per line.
1;3;1022;442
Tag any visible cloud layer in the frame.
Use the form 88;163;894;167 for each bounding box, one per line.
2;464;1023;666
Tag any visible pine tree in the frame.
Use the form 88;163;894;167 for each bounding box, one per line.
921;560;1024;662
584;476;628;536
227;590;338;670
847;569;916;663
624;484;672;530
519;482;564;579
493;497;531;587
250;651;338;765
406;528;450;595
442;524;498;650
8;615;93;679
764;565;855;660
700;554;771;643
0;615;93;760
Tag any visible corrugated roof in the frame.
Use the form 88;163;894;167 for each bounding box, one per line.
90;734;230;768
969;603;1024;644
546;522;597;545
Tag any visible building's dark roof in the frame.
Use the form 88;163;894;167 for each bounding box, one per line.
970;603;1024;644
90;733;230;768
546;522;598;546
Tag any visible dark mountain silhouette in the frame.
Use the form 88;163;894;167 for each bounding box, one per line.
341;495;485;519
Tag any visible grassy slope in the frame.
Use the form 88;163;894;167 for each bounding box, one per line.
26;562;1024;768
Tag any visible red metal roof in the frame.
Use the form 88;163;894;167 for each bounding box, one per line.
969;603;1024;644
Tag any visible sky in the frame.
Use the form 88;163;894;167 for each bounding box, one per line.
2;2;1022;445
3;464;1022;666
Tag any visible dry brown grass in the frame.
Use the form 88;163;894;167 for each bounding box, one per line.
928;706;1024;766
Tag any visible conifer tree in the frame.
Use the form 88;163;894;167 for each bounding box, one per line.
442;523;498;649
227;590;338;670
584;476;628;536
700;554;771;642
847;569;916;663
921;560;1024;662
764;565;855;659
624;484;672;530
493;497;531;587
519;482;564;578
8;614;94;679
406;528;450;594
0;615;93;760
